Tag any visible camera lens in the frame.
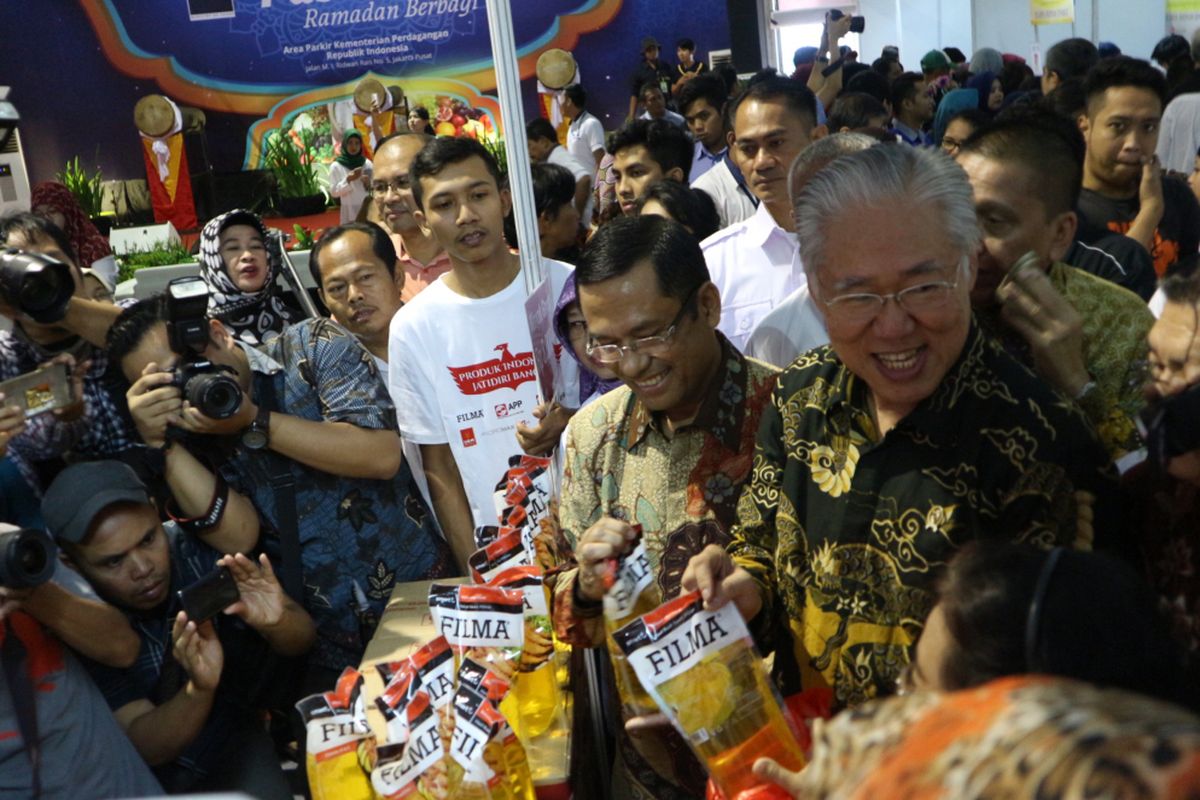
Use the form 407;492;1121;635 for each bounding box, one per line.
185;373;243;420
0;528;56;589
19;267;68;314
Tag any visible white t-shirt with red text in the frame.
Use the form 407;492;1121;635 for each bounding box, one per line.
387;261;577;528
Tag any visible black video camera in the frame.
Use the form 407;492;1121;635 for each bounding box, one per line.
0;526;56;589
1138;382;1200;473
165;277;243;420
829;8;865;33
0;249;75;324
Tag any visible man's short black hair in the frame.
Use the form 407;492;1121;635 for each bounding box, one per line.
945;108;991;136
409;136;505;211
714;64;739;95
677;73;727;118
676;38;695;52
728;76;818;131
576;215;710;303
1044;37;1100;82
828;92;888;131
607;119;693;177
960;107;1085;218
889;72;925;111
1161;257;1200;304
847;69;891;103
106;295;171;372
641;181;721;242
1082;56;1168;114
944;46;966;64
562;83;587;110
871;56;899;79
531;162;576;219
0;212;80;271
1041;77;1087;121
640;81;664;100
309;222;397;291
526;117;558;144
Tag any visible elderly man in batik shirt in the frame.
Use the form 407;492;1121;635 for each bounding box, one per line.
685;145;1118;711
550;215;778;799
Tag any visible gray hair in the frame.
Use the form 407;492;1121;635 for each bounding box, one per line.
789;132;879;212
795;145;981;284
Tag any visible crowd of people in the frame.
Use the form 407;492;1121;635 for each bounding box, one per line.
4;15;1200;800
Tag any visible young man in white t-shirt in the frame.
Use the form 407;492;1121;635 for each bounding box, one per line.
527;117;594;227
388;137;577;567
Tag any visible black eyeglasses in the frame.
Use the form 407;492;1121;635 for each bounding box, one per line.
586;285;700;364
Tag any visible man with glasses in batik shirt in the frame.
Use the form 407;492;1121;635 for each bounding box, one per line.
683;145;1119;714
550;215;779;798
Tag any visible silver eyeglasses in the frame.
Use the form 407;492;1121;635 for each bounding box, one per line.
369;177;410;197
586;286;699;364
821;255;968;325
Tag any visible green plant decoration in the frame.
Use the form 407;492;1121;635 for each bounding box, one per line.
57;155;104;217
263;128;322;199
116;243;195;284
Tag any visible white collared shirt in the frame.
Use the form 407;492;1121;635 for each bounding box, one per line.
547;145;595;226
692;159;757;229
689;140;726;183
701;203;805;352
566;111;605;171
745;284;828;368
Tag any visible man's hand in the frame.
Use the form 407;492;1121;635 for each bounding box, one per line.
996;258;1091;397
171;612;223;693
127;363;183;449
218;553;285;629
574;517;638;603
1138;154;1165;223
0;399;26;459
752;757;804;798
0;586;30;623
177;392;256;438
516;401;574;456
41;353;89;422
681;544;763;620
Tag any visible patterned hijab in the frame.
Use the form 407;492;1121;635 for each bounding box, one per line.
198;209;298;346
30;181;112;268
554;276;623;405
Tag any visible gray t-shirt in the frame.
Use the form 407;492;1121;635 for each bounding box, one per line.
0;613;162;798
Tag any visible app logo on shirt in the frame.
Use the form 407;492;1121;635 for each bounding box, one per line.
448;344;537;396
460;427;477;448
494;399;524;418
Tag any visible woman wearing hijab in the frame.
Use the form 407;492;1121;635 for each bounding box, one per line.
198;209;301;347
30;181;115;276
965;71;1004;113
328;129;372;223
931;88;980;152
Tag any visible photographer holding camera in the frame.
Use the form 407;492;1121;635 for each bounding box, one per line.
1128;261;1200;659
39;461;311;797
107;282;454;693
0;213;138;498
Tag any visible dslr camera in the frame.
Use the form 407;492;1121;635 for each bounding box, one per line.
0;249;75;324
0;525;56;589
165;277;242;420
829;8;865;33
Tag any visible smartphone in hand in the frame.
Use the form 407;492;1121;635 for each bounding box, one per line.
0;363;72;418
177;567;240;624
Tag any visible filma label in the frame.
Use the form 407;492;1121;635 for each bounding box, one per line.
624;599;745;684
603;539;655;618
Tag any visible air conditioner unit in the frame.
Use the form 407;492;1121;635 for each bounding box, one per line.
0;128;31;218
710;48;734;70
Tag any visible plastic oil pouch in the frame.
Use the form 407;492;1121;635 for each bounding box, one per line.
469;529;532;584
449;659;535;800
370;689;448;799
474;524;523;550
296;667;374;800
600;525;661;717
613;591;806;800
486;565;571;784
428;584;525;683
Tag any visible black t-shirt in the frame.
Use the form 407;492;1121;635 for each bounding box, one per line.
1076;176;1200;277
630;58;675;99
1064;234;1158;301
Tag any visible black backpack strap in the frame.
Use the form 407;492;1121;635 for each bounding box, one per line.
255;377;303;604
1;621;40;799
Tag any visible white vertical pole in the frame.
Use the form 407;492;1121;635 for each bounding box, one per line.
485;0;544;297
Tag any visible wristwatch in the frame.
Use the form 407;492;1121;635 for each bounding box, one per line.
241;405;271;451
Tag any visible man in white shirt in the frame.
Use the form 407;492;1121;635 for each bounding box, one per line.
527;117;594;227
692;154;758;228
745;133;879;366
388;137;577;567
679;73;731;183
561;84;606;173
637;83;687;129
701;76;826;351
